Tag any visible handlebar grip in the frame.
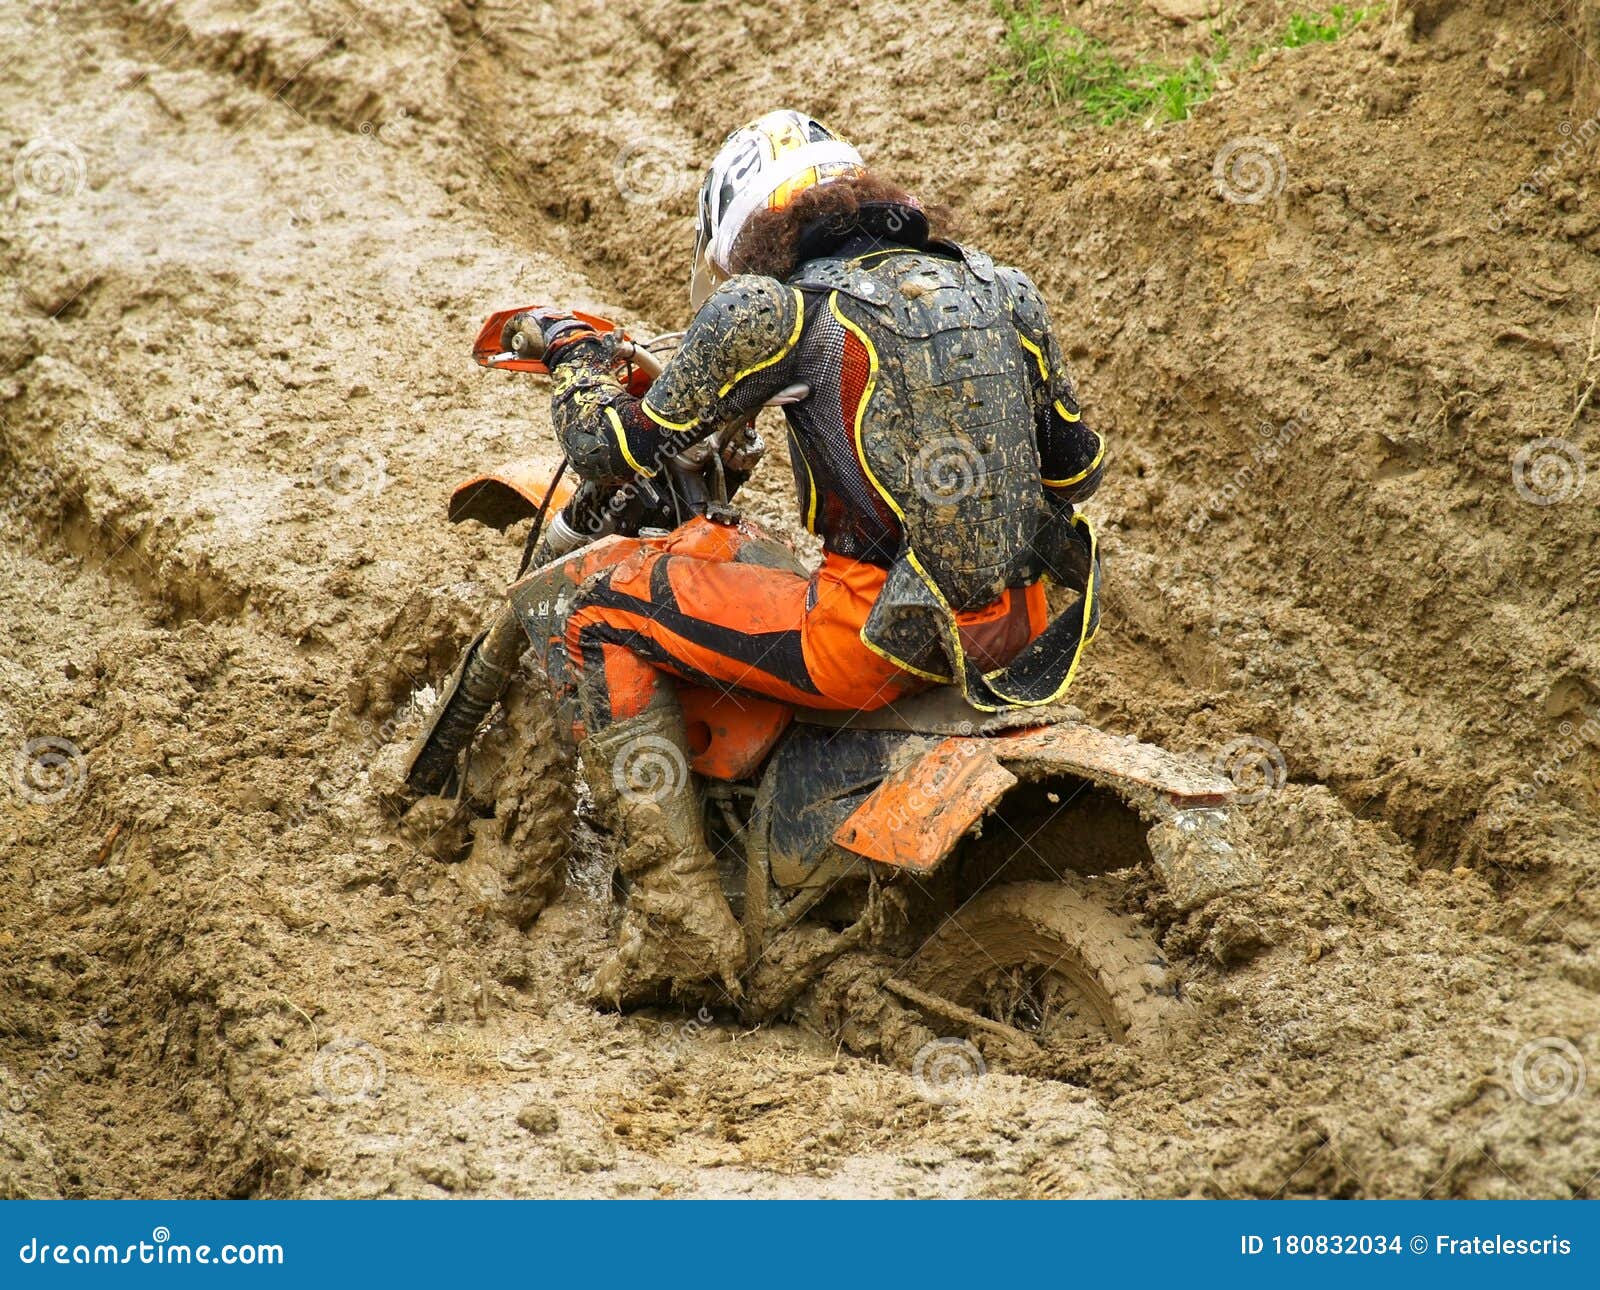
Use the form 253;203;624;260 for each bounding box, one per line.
509;329;547;361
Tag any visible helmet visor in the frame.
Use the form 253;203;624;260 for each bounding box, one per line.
689;223;714;310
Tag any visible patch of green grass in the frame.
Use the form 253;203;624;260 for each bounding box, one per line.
1280;3;1380;47
990;0;1380;129
988;1;1223;125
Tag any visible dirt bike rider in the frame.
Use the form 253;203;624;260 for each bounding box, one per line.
408;110;1105;1009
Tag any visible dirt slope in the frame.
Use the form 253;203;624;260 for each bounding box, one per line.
1;0;1596;1197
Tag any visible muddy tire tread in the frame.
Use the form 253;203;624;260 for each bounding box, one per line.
908;881;1179;1048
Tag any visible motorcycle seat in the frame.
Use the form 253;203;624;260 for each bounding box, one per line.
793;686;1084;736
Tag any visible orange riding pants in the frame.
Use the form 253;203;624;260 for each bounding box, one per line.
562;518;1049;727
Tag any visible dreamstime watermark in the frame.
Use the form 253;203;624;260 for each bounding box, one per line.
1510;1036;1586;1106
613;141;690;206
612;733;688;807
650;1005;716;1060
912;1036;987;1105
871;738;986;839
12;735;87;805
1184;414;1306;533
1511;437;1586;506
2;1008;111;1120
12;137;86;204
17;1228;283;1267
1488;108;1600;233
311;1036;387;1105
282;696;419;833
910;435;983;506
1183;1020;1298;1131
1484;706;1598;830
1213;137;1287;205
1;464;65;530
289;108;411;224
1212;735;1288;805
310;441;388;503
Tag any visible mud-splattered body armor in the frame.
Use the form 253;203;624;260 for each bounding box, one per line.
548;233;1105;711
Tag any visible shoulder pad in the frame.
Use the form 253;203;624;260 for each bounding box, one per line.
688;274;802;365
646;275;803;421
949;242;996;282
994;264;1049;333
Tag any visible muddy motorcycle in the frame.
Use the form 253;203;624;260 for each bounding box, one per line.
404;306;1261;1063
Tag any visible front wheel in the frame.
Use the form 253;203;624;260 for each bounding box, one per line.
904;881;1181;1049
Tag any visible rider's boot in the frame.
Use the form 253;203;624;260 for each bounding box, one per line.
584;691;746;1009
404;606;523;797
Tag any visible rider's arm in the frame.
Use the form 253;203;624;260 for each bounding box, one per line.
996;266;1105;505
548;276;803;485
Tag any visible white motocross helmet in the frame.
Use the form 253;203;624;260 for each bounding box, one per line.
690;109;865;309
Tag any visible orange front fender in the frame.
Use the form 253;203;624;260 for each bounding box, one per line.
448;458;575;530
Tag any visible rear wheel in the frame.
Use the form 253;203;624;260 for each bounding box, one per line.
905;881;1180;1049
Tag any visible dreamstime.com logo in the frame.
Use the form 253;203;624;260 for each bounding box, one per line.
911;436;983;506
1488;108;1600;233
311;442;388;503
1184;413;1306;533
613;141;689;206
650;1006;716;1060
17;1228;283;1267
1510;1037;1586;1107
1212;137;1287;205
912;1037;987;1105
289;108;411;224
3;1008;111;1118
11;735;87;805
1482;707;1599;831
311;1036;386;1105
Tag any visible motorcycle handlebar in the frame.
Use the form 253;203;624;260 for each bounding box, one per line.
508;328;665;384
509;326;664;382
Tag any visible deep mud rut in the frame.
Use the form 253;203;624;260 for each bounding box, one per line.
2;0;1598;1197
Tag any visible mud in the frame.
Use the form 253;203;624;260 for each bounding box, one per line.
2;0;1597;1197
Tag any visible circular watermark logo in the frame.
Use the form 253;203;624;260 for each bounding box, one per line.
911;436;982;505
912;1037;987;1105
613;142;686;207
1511;438;1585;506
1510;1037;1585;1106
1213;137;1287;205
13;137;86;204
311;1036;387;1105
13;735;87;805
313;442;388;502
612;733;688;806
1212;735;1288;805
